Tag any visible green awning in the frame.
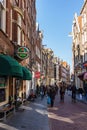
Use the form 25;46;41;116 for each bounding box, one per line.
22;67;32;80
0;54;23;78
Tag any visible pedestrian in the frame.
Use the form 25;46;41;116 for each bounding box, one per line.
78;87;84;100
47;85;56;107
59;82;66;103
71;83;77;103
40;84;44;100
36;84;39;96
54;83;59;95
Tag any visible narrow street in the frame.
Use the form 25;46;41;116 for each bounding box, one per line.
0;92;87;130
48;92;87;130
0;97;50;130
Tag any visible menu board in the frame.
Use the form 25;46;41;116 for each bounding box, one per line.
0;89;6;102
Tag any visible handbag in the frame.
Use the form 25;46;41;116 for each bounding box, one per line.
47;96;51;104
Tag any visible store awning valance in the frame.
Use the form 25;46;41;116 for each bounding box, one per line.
22;67;32;80
0;54;23;77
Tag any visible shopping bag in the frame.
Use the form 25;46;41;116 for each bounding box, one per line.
80;94;82;100
47;96;51;104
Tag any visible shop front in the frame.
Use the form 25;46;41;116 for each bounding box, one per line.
0;54;32;107
0;54;23;107
21;66;32;100
0;77;8;106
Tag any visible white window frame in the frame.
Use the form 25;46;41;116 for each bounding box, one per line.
22;31;25;46
17;26;21;45
0;0;6;32
17;13;22;45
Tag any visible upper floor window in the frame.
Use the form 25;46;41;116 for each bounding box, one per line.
0;0;6;32
22;0;24;11
82;14;86;27
17;26;21;45
17;13;21;27
36;46;40;59
0;0;4;5
15;0;19;4
17;13;21;45
22;31;25;46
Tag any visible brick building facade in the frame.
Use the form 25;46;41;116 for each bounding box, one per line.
0;0;36;107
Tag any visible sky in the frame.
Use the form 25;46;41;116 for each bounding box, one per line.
36;0;84;71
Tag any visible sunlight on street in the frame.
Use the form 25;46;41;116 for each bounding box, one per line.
48;112;74;124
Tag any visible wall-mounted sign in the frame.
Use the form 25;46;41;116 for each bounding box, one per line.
35;72;40;78
16;47;29;60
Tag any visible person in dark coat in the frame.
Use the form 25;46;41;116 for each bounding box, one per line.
71;84;77;103
50;86;56;107
54;83;59;95
47;85;56;107
59;82;66;102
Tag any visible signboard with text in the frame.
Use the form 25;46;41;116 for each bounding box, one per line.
35;72;40;78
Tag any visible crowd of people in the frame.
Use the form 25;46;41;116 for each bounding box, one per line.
35;82;78;107
28;81;87;108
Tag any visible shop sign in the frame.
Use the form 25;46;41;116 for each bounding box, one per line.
16;47;29;60
35;72;40;78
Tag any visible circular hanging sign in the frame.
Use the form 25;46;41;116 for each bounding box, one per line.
16;47;29;60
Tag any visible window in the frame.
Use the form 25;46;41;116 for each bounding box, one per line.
0;0;4;5
10;9;12;40
17;13;21;27
22;0;24;11
36;46;40;59
17;13;21;45
0;89;6;102
0;77;7;103
17;26;21;45
0;0;6;32
22;31;25;46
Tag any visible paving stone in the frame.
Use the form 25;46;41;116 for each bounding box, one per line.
1;93;87;130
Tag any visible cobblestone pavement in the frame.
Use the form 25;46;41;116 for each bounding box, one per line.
48;92;87;130
0;96;50;130
0;93;87;130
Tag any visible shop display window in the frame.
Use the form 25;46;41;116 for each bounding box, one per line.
0;77;7;103
0;89;6;102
